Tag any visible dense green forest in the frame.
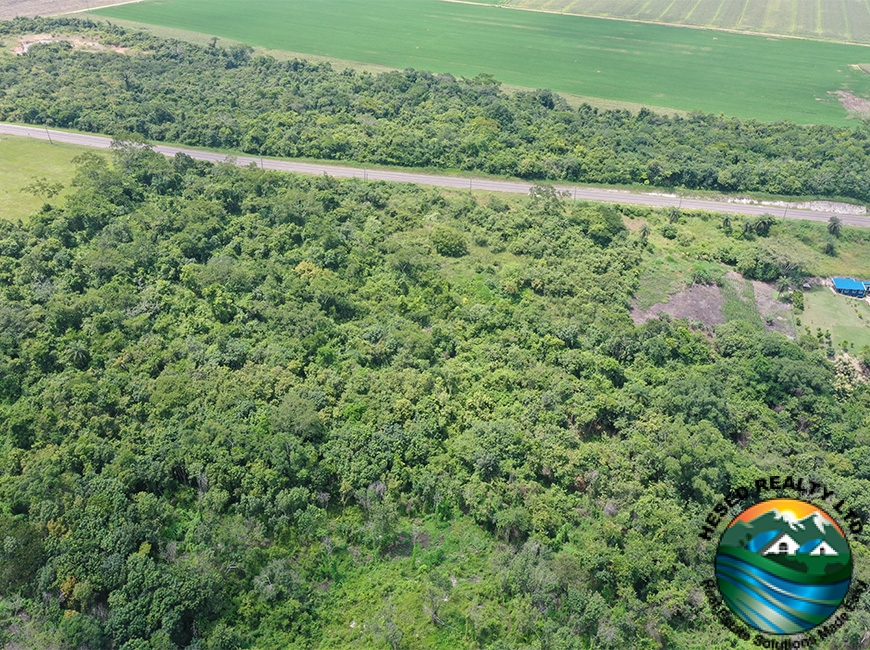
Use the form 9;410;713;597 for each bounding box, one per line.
2;17;870;203
0;139;868;649
2;15;870;650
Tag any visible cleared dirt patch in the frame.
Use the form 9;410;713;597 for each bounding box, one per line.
11;33;129;55
632;270;796;335
631;283;726;327
751;279;795;337
833;90;870;117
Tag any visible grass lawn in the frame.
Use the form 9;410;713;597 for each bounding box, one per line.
801;287;870;351
0;135;104;223
90;0;870;125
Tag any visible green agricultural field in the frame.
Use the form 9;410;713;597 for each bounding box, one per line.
801;286;870;351
478;0;870;43
90;0;870;125
0;135;103;223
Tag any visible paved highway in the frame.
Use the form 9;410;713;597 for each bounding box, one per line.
3;123;868;228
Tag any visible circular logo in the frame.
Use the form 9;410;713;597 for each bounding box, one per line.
715;498;852;635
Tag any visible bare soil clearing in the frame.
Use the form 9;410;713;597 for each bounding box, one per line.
631;283;726;327
751;279;795;337
632;271;795;337
834;90;870;116
10;33;128;54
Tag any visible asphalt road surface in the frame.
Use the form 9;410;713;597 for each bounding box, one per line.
3;123;868;228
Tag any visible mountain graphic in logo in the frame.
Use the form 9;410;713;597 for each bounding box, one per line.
715;498;852;635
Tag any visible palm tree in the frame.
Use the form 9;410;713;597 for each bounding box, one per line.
755;214;775;236
828;216;842;237
639;223;651;240
66;342;90;370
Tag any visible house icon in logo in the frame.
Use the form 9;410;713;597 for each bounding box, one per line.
760;532;839;557
810;541;838;556
762;532;800;556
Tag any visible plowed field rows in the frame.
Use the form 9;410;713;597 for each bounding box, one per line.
482;0;870;42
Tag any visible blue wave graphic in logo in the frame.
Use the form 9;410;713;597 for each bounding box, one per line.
715;551;851;634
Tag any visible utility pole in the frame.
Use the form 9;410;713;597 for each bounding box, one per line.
44;124;52;145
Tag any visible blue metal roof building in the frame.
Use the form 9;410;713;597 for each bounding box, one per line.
832;277;869;298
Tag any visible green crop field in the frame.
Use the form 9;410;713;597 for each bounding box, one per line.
475;0;870;43
0;135;103;223
90;0;870;125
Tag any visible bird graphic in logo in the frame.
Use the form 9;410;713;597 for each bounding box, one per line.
715;498;852;634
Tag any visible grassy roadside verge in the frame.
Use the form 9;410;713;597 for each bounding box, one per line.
0;135;107;222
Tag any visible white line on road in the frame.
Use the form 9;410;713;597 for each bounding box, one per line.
2;123;868;228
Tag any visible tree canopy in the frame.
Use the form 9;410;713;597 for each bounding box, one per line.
0;141;867;649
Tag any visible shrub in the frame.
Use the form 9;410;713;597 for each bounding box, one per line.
691;264;723;286
792;290;804;312
430;226;468;257
660;224;678;240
